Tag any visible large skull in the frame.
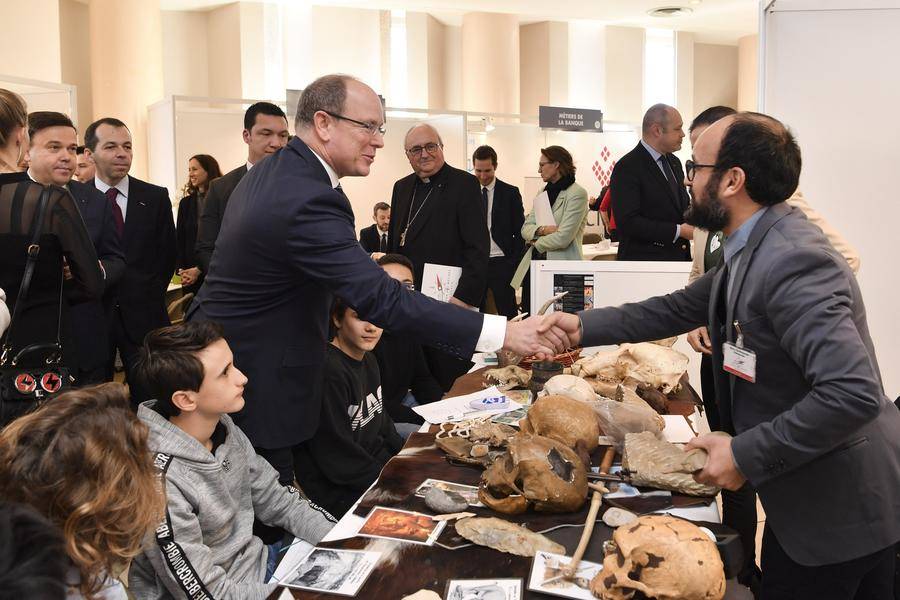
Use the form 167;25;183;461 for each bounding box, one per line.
479;433;588;514
519;394;600;466
572;343;689;394
590;515;725;600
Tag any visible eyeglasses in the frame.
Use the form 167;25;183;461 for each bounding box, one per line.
538;161;555;169
321;110;386;136
405;143;442;157
402;281;415;291
685;159;718;182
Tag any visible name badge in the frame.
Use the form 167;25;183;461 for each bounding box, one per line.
723;342;756;383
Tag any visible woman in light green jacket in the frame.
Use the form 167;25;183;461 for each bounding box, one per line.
511;145;589;313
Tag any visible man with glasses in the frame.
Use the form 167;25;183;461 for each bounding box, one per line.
188;75;556;489
611;103;693;261
387;123;489;391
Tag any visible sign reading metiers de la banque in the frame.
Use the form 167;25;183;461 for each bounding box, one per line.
539;105;604;132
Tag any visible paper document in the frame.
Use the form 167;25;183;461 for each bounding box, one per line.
421;263;462;303
532;191;557;227
412;386;523;424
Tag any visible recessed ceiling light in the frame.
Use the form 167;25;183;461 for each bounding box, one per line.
647;6;694;17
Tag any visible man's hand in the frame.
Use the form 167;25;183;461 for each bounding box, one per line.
448;296;474;310
179;267;202;286
685;433;747;491
369;252;386;261
538;311;583;350
503;316;557;358
686;326;712;355
680;223;695;240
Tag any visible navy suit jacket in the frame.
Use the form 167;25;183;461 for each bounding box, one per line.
611;142;691;261
359;223;385;253
96;176;176;344
580;203;900;565
489;178;525;265
67;180;125;371
188;137;484;448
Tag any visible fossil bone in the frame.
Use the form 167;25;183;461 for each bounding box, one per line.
622;432;719;496
455;516;565;557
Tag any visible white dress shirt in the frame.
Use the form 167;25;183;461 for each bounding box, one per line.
94;175;130;221
483;179;505;258
308;146;507;352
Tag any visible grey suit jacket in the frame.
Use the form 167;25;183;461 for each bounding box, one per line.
195;164;248;272
580;202;900;566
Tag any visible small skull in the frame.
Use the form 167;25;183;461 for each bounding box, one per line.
590;515;725;600
479;433;588;514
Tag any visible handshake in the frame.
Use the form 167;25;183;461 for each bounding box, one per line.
502;312;583;358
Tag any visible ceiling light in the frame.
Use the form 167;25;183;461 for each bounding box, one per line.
689;0;702;5
647;6;694;17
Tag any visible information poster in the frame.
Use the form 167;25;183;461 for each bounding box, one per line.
553;274;594;313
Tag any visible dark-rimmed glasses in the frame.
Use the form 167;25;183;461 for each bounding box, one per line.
685;159;717;182
321;110;386;136
406;143;442;157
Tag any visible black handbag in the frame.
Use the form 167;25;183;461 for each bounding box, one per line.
0;186;72;426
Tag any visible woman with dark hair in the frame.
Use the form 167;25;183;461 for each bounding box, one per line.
511;145;589;313
0;383;166;599
0;89;103;400
176;154;221;294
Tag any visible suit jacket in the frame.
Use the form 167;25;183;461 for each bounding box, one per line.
176;192;204;294
689;189;861;283
68;180;125;371
388;164;489;306
580;202;900;566
98;176;176;344
488;178;525;265
195;164;247;273
188;138;485;449
611;142;691;261
359;223;387;253
511;182;589;288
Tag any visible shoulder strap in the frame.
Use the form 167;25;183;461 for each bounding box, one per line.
1;186;53;365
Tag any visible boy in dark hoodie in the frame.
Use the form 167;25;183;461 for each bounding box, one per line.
128;321;335;600
293;295;404;517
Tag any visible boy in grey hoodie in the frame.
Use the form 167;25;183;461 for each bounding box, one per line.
128;321;335;600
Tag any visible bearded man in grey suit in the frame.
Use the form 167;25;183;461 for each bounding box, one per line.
542;113;900;599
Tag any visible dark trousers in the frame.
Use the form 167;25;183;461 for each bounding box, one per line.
107;307;149;409
423;346;472;393
74;364;107;387
482;257;518;319
760;523;895;600
702;354;761;591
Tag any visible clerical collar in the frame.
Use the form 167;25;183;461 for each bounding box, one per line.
418;162;448;185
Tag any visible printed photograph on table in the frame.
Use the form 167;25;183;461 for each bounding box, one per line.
527;551;603;599
445;578;523;600
491;406;529;427
278;547;380;596
414;479;483;507
357;506;446;545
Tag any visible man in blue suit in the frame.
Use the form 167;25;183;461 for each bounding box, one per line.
188;74;556;484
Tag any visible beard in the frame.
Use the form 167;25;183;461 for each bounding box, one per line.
684;172;729;232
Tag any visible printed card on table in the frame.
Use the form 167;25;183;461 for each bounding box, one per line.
356;506;446;545
528;551;603;599
445;578;522;600
414;478;483;507
278;547;380;596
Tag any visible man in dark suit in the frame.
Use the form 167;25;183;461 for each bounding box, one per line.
194;102;289;273
23;111;125;385
188;75;552;485
388;123;489;390
358;201;390;253
471;145;524;320
612;103;693;261
544;113;900;599
84;118;176;402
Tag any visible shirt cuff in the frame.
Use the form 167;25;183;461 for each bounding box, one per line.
673;224;681;243
475;313;507;352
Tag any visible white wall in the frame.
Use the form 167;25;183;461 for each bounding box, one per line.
161;10;210;98
2;0;61;83
206;3;242;98
762;0;900;396
567;22;605;111
675;31;695;120
604;26;644;123
443;25;463;111
309;6;383;91
737;34;757;111
693;43;738;115
59;0;92;133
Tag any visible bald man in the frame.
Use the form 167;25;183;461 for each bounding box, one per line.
612;103;693;261
388;123;489;390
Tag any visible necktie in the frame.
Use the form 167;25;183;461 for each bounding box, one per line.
335;184;346;197
482;186;489;220
659;155;680;199
380;233;387;253
105;187;124;238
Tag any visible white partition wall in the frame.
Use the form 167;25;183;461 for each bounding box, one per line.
0;75;77;124
761;0;900;396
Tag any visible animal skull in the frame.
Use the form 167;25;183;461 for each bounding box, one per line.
590;515;725;600
572;343;689;394
519;394;600;466
479;433;588;514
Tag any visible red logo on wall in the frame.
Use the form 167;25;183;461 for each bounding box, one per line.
592;145;617;187
15;373;36;394
40;372;62;394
